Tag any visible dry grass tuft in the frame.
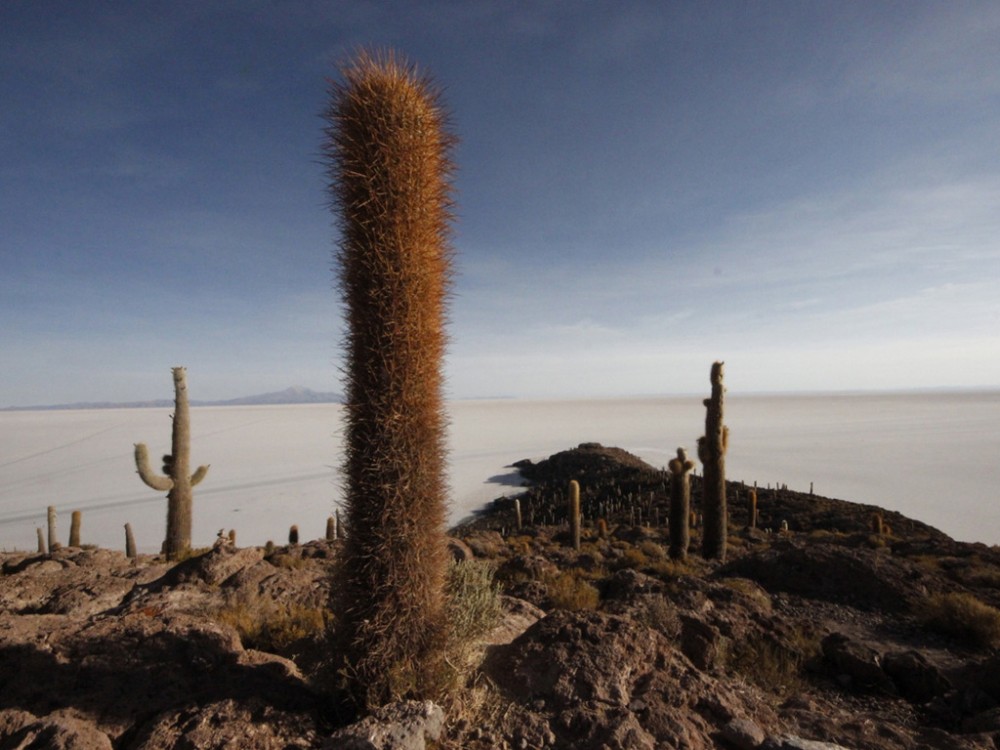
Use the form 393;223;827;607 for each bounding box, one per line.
213;592;329;653
919;592;1000;648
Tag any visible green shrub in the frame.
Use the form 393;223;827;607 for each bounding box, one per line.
920;592;1000;648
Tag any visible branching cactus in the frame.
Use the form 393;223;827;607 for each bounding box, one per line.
134;367;210;560
698;361;729;561
668;448;694;560
325;49;453;709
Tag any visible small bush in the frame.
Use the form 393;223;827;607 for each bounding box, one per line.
446;559;503;645
920;592;1000;648
214;593;328;653
546;571;600;611
638;540;666;560
725;628;820;695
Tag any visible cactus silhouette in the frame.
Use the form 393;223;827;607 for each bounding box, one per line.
69;510;82;547
124;523;137;559
324;49;454;708
698;361;729;560
569;480;581;551
134;367;209;560
668;448;694;560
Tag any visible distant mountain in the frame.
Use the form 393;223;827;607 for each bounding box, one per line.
2;387;344;412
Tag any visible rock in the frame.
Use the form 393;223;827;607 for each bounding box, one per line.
721;717;767;749
821;633;896;694
129;698;319;749
721;544;918;612
324;700;444;750
762;736;854;750
881;649;950;703
0;708;113;749
447;537;474;562
680;613;723;671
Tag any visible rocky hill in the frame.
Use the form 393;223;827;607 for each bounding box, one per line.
1;444;999;749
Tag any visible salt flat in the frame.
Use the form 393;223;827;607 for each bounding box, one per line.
1;392;998;552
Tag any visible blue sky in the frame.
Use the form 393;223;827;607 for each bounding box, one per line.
2;1;999;406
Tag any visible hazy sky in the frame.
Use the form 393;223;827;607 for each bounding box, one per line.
3;1;999;406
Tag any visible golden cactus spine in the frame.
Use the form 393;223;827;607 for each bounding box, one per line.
134;367;210;560
698;361;729;561
325;50;454;709
668;448;694;560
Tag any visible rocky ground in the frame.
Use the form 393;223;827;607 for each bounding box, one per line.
1;443;999;749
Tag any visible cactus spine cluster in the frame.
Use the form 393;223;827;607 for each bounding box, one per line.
698;361;729;561
668;448;694;560
134;367;210;560
569;480;581;551
325;50;454;709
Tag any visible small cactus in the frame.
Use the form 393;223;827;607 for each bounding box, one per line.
668;448;695;561
748;488;758;530
47;506;59;552
69;510;82;547
124;523;137;559
288;525;299;545
569;480;581;551
872;512;885;535
265;540;275;556
134;367;210;560
228;529;237;546
326;516;336;542
514;497;522;531
36;527;45;554
597;518;608;540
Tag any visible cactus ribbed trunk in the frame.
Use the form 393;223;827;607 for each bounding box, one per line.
569;480;581;551
47;506;58;553
325;50;453;709
124;523;137;559
134;367;210;560
668;448;694;561
36;527;45;554
699;361;728;561
69;510;82;547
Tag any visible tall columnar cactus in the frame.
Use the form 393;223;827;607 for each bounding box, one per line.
69;510;82;547
698;361;729;561
47;505;58;552
748;488;758;530
668;448;694;560
569;480;581;551
324;50;454;709
134;367;210;560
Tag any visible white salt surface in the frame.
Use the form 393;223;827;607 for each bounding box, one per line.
1;392;998;552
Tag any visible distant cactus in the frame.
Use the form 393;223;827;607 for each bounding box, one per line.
514;498;523;531
597;518;608;540
569;480;581;551
326;516;336;542
289;525;299;545
265;540;275;556
325;49;454;707
69;510;82;547
134;367;210;560
228;529;236;546
124;523;137;559
698;361;729;561
36;527;45;554
748;488;758;530
871;512;884;535
668;448;694;560
47;506;59;552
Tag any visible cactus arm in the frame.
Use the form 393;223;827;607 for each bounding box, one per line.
189;464;210;487
134;443;173;492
